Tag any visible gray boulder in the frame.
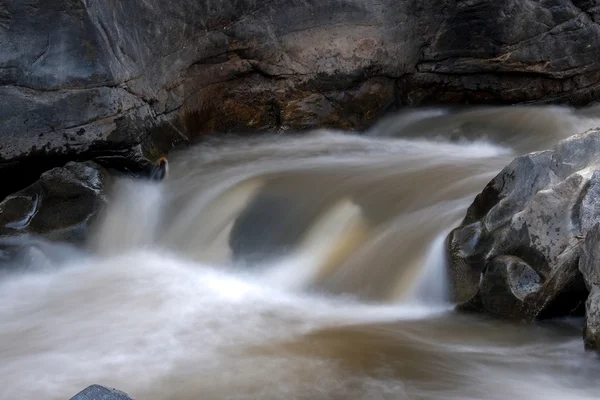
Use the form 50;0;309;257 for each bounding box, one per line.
447;129;600;327
579;224;600;350
2;0;600;180
69;385;135;400
0;161;109;243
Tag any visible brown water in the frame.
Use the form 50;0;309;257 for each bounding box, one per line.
1;106;600;399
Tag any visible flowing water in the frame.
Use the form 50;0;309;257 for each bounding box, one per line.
1;106;600;399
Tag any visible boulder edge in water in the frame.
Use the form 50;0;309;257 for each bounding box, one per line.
447;128;600;350
0;161;110;244
69;385;135;400
580;223;600;350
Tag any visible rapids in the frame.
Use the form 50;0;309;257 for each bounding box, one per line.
1;106;600;399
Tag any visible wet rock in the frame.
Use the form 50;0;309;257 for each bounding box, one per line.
447;128;600;323
0;161;109;243
478;256;542;320
69;385;135;400
584;287;600;350
580;224;600;289
2;0;600;182
579;224;600;350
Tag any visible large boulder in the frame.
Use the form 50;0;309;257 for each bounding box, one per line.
579;224;600;349
447;129;600;330
2;0;600;190
69;385;135;400
0;161;109;244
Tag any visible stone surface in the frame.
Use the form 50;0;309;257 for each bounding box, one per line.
2;0;600;189
584;286;600;350
579;223;600;350
0;161;109;243
69;385;135;400
479;255;543;320
447;128;600;323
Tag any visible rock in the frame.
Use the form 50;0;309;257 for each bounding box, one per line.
69;385;135;400
579;224;600;350
478;256;543;320
447;128;600;322
584;287;600;350
2;0;600;187
0;161;109;243
403;0;600;106
580;224;600;289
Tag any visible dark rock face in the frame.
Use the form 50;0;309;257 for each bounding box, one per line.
407;0;600;105
0;161;109;243
2;0;600;181
447;129;600;328
69;385;135;400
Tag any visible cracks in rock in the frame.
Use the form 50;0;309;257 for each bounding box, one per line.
278;21;376;38
321;92;353;127
219;3;268;32
3;83;158;128
414;59;600;80
419;3;600;80
571;1;599;24
92;13;133;74
3;81;116;93
500;11;593;48
400;67;600;106
413;66;550;78
112;82;152;107
0;1;12;31
31;35;50;67
246;60;303;79
58;105;146;133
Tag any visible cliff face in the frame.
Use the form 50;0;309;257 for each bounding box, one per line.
1;0;600;182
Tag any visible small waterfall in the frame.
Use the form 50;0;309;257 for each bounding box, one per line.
2;106;600;400
405;231;453;306
91;179;163;255
160;178;266;264
80;126;518;305
261;198;368;290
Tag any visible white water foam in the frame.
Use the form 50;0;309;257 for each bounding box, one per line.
0;249;447;400
2;117;599;399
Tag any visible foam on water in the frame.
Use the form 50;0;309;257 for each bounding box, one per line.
2;106;600;399
0;249;450;400
0;248;596;400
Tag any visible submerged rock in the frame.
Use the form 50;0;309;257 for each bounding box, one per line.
0;235;86;274
0;161;109;243
447;129;600;342
69;385;135;400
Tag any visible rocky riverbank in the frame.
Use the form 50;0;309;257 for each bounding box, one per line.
447;127;600;351
2;0;600;201
2;1;600;396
